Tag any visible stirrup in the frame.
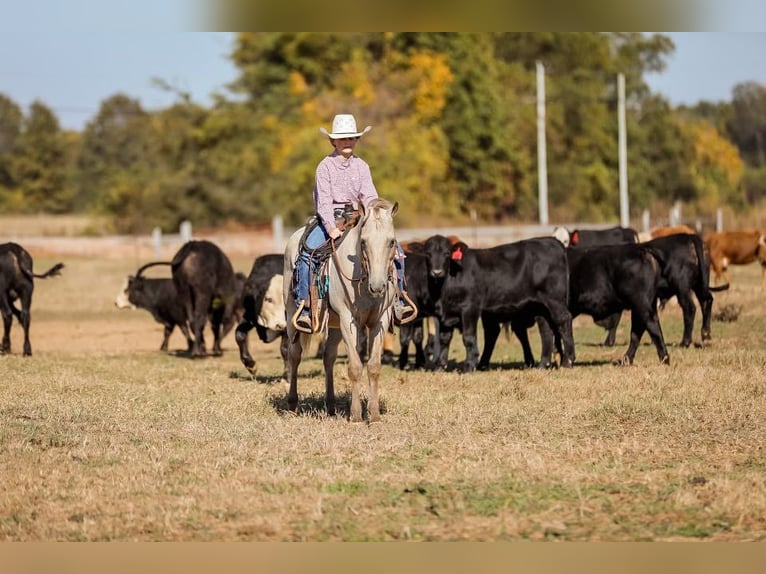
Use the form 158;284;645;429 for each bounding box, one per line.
291;300;313;334
394;291;418;325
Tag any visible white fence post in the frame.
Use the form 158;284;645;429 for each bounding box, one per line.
642;209;650;232
179;220;192;243
716;208;723;232
272;215;283;253
151;227;162;258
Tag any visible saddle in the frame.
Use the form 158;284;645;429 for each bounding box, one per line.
293;206;361;334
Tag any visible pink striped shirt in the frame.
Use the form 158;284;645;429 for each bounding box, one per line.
313;151;379;233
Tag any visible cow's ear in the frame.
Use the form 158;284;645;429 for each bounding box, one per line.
449;243;467;271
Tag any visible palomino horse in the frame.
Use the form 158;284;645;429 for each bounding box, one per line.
283;198;401;422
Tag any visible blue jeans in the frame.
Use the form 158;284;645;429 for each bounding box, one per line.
293;223;406;311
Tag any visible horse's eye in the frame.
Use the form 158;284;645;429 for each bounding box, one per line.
389;240;395;249
360;240;367;251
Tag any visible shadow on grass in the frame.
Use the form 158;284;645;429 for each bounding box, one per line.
268;390;388;421
227;367;324;384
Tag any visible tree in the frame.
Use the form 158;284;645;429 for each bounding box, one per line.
4;101;71;213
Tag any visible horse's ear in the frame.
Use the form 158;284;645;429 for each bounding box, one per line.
391;201;399;216
359;201;366;217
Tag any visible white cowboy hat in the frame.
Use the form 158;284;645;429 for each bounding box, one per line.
319;114;372;139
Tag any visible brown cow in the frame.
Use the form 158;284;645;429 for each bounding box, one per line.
704;230;766;286
637;225;696;242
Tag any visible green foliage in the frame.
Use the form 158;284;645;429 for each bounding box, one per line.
1;34;760;231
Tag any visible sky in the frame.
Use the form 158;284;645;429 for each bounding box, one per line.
1;31;765;131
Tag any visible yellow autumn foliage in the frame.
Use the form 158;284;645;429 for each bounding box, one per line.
408;52;454;121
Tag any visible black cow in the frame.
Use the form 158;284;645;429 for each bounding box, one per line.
114;262;195;352
542;243;670;366
116;261;247;353
171;240;241;358
554;225;639;346
0;242;64;356
554;225;639;248
631;233;728;347
423;235;575;373
235;253;288;374
396;250;442;370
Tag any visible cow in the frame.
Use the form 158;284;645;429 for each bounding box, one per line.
396;236;462;370
396;250;440;370
704;230;766;287
637;224;696;242
554;225;638;347
114;262;194;352
235;253;288;375
0;242;64;356
171;240;241;358
115;262;246;353
553;226;638;248
423;235;575;373
596;233;730;349
542;242;670;366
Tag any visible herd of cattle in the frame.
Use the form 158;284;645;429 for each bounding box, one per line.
2;224;765;374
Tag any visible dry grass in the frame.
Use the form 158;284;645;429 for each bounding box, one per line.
1;252;765;541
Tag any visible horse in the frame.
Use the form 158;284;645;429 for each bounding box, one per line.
283;198;401;422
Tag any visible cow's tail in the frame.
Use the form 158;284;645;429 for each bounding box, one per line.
30;262;65;279
135;261;172;277
690;234;729;293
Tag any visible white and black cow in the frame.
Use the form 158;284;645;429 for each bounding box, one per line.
423;235;575;373
553;225;639;248
541;242;670;366
235;253;287;375
0;242;64;356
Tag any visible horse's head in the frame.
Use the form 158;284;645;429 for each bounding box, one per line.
358;198;399;298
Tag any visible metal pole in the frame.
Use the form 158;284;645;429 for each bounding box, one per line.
618;73;629;228
537;61;549;226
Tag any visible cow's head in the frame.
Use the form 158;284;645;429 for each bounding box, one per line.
114;277;138;309
552;226;571;247
258;274;286;333
424;234;455;279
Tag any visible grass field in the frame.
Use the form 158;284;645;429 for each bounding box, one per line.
0;252;765;541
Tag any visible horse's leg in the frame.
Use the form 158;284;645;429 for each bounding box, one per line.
366;322;386;423
340;320;364;422
286;328;305;413
323;328;343;417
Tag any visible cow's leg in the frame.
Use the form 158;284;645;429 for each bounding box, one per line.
695;286;714;343
434;324;453;370
178;322;194;352
19;293;32;357
511;321;536;368
397;322;413;370
412;320;426;369
543;300;575;368
645;308;670;364
676;291;696;348
235;318;255;372
599;312;621;347
478;317;501;370
210;304;224;356
460;310;481;373
161;324;173;352
536;316;555;369
0;295;12;354
322;327;342;417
